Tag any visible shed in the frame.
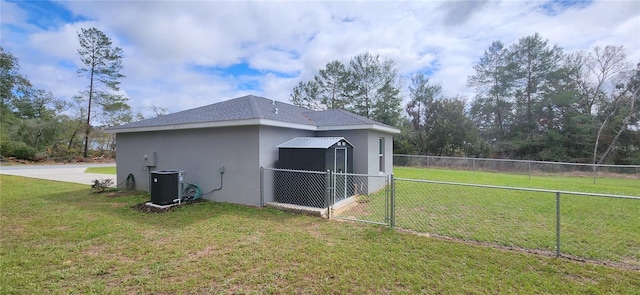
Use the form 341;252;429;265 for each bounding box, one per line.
277;137;354;173
275;137;355;207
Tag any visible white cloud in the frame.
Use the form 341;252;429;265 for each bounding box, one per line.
28;22;89;61
2;0;638;116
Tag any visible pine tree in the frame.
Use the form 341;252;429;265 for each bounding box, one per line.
77;27;126;158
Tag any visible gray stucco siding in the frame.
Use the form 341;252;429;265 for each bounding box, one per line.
258;125;314;169
366;130;394;175
316;129;393;194
257;125;315;204
315;129;393;175
114;123;395;207
115;125;262;206
315;130;369;174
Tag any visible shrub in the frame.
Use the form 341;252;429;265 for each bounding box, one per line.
0;141;37;160
92;179;114;193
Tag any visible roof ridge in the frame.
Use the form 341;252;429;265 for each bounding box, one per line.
248;95;262;119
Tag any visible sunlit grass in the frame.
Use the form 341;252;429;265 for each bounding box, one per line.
393;166;640;196
336;167;640;266
2;174;639;294
84;166;116;175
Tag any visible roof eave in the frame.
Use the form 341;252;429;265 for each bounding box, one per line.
317;124;401;134
105;120;400;134
105;118;319;134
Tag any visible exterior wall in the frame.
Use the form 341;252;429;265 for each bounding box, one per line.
114;124;394;206
278;148;326;170
315;130;369;174
258;125;314;168
315;129;394;175
115;126;262;206
257;125;314;204
366;130;394;175
316;129;394;194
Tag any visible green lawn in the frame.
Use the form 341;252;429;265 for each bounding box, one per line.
335;167;640;267
84;166;116;175
2;175;639;294
393;166;640;196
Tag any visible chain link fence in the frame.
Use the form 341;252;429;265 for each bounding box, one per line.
260;166;639;269
261;167;391;224
261;168;329;208
394;178;640;269
394;154;640;181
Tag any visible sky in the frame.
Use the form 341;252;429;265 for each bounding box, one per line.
1;0;639;117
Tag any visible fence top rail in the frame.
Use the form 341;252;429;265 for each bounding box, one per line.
393;154;640;169
263;167;390;178
335;172;389;178
395;177;640;200
262;167;327;175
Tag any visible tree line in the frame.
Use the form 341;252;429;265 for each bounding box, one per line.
291;33;639;164
2;31;637;164
1;28;165;162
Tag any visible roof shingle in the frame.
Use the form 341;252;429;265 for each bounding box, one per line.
107;95;398;133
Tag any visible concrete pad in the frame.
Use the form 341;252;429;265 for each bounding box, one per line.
0;164;116;187
265;202;328;218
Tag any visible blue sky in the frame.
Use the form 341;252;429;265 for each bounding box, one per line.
1;0;639;116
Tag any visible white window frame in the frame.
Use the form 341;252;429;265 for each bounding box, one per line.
379;137;385;173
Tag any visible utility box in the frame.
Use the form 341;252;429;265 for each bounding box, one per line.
150;170;185;206
143;151;158;167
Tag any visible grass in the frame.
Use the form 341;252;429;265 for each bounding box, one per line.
393;166;640;196
336;167;640;267
84;166;116;175
2;175;639;294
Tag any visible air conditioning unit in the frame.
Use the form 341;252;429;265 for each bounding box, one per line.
150;170;185;205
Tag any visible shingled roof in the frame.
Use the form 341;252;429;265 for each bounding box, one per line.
106;95;400;134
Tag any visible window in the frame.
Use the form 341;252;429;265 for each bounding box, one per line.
379;137;385;172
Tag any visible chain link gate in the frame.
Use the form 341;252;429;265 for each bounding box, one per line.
330;172;393;226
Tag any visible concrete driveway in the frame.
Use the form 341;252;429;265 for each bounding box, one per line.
0;163;116;186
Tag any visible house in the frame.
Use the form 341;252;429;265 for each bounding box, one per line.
106;95;400;207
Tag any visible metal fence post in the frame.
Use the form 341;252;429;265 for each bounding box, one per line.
259;166;264;207
528;161;531;180
325;170;332;219
472;158;476;175
390;173;395;228
593;165;597;184
555;191;561;257
385;174;390;225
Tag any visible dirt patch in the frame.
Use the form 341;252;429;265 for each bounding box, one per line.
303;222;322;238
83;245;105;257
131;199;205;213
191;245;222;259
336;201;372;216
